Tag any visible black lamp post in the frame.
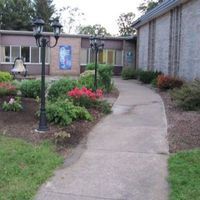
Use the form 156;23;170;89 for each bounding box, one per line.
89;35;104;91
32;18;62;132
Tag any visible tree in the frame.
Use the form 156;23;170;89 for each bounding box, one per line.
33;0;55;31
78;24;111;36
117;12;136;36
0;0;34;30
57;6;85;34
138;0;164;13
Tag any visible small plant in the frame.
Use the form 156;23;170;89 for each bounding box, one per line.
0;71;13;82
79;70;96;90
121;68;138;80
46;99;92;126
2;97;22;112
20;80;41;98
171;79;200;111
0;82;17;96
68;87;103;108
54;131;71;145
157;75;183;90
139;70;162;84
48;78;78;101
98;64;113;92
86;63;95;70
95;100;112;114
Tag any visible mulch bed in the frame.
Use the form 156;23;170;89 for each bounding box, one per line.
159;91;200;153
0;91;118;154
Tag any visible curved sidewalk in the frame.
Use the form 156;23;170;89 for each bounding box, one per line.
36;78;169;200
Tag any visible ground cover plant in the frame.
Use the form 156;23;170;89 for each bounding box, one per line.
0;135;63;200
2;97;22;112
168;149;200;200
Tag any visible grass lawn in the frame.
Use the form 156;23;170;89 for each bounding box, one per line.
168;149;200;200
0;135;63;200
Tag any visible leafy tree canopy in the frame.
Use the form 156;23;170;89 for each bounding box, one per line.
0;0;34;30
117;12;136;36
33;0;56;31
138;0;164;13
78;24;111;36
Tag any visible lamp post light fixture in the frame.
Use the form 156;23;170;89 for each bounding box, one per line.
89;35;104;91
32;18;62;132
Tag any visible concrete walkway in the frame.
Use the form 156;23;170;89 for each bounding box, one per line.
35;78;169;200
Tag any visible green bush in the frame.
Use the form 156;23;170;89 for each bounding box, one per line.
0;71;13;82
98;64;113;92
81;64;113;92
139;70;162;84
171;79;200;111
86;63;95;70
46;99;92;126
48;78;78;101
94;100;112;114
121;68;138;80
20;80;41;98
79;70;95;90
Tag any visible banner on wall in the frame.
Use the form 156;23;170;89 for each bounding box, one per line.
59;45;72;70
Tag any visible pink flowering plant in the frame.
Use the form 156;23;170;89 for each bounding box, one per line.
0;82;17;96
68;87;103;108
2;96;22;112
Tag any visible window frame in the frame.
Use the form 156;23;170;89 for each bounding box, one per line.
0;45;50;64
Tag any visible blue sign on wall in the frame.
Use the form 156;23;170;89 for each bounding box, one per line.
59;45;72;70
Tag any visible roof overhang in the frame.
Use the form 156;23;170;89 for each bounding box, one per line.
132;0;190;29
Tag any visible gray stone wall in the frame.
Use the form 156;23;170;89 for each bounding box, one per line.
138;24;149;70
179;0;200;80
154;13;171;74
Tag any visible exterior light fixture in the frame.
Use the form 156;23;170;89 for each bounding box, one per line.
89;34;104;91
32;18;62;132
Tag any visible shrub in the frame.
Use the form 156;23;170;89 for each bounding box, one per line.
121;68;138;80
98;64;113;92
157;75;183;90
46;99;92;126
139;70;162;84
86;63;95;70
0;82;17;96
0;71;13;82
94;100;112;114
171;79;200;111
20;80;41;98
83;63;113;92
68;87;103;108
2;97;22;112
48;78;78;101
79;70;95;90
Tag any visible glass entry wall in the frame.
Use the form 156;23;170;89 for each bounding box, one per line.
80;48;123;66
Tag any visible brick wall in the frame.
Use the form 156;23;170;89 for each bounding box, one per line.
154;13;170;74
179;0;200;80
49;36;81;76
138;24;149;70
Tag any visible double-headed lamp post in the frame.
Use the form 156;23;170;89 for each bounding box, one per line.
89;35;104;91
32;18;62;132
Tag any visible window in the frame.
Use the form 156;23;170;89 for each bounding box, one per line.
11;46;20;62
31;47;39;63
1;45;50;64
1;46;10;62
81;48;123;66
21;46;30;62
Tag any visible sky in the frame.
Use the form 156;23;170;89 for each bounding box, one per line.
53;0;142;35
